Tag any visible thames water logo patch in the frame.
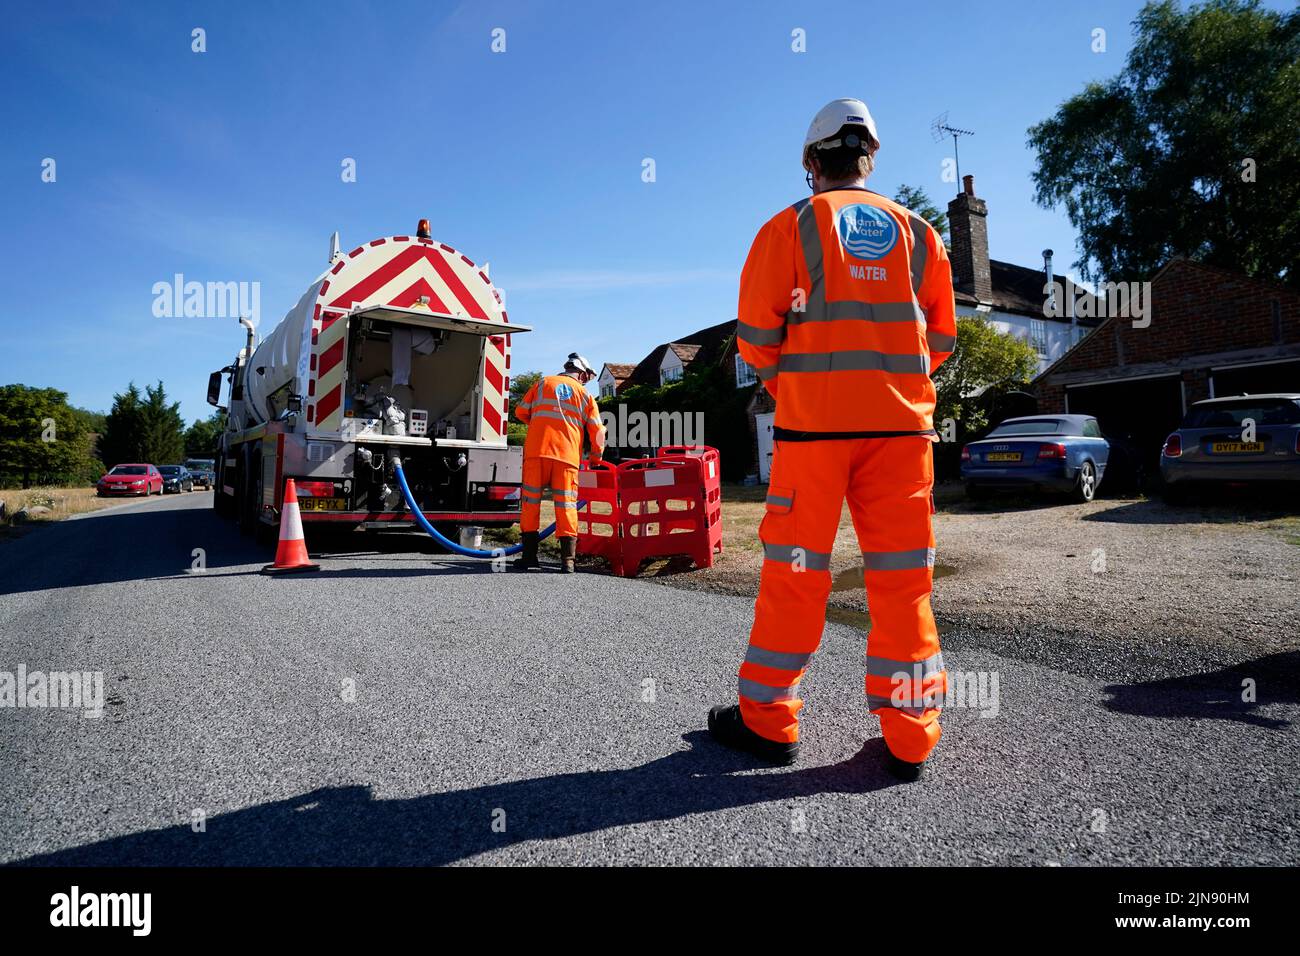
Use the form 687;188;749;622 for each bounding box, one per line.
836;204;898;260
555;382;574;401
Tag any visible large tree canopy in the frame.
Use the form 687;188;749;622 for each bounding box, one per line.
1028;0;1300;287
0;385;103;488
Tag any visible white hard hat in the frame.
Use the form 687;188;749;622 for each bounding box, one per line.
564;352;595;377
804;98;879;150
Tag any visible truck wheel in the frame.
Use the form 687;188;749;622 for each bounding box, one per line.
1072;461;1097;503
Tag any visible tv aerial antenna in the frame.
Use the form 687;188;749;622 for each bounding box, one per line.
931;112;975;191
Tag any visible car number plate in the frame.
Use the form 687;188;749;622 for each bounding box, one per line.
1210;442;1264;454
299;497;346;511
986;452;1022;462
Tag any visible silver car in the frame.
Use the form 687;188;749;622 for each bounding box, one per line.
1161;393;1300;502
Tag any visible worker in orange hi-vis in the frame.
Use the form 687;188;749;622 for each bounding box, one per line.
512;353;606;573
708;98;957;781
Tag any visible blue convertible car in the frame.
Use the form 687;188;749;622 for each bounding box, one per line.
961;414;1110;502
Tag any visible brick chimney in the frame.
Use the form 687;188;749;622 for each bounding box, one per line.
947;174;992;303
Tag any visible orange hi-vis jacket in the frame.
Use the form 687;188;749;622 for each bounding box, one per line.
737;187;957;436
516;373;606;464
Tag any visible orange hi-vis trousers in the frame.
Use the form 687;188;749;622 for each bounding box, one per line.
738;436;946;763
521;457;579;538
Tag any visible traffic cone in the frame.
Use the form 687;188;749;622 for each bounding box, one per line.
261;479;321;574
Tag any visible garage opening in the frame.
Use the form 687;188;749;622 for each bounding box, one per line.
1065;375;1183;490
1211;359;1300;398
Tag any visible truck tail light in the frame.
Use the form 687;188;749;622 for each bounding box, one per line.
1037;443;1067;460
1162;434;1182;458
295;480;336;497
486;484;520;502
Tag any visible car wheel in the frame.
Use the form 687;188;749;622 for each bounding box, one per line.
1073;461;1097;503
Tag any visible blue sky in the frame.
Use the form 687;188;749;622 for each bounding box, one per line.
3;0;1275;423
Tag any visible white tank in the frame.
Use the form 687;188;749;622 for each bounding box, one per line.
244;275;326;425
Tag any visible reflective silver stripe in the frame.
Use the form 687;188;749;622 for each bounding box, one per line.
553;501;576;510
779;350;929;375
521;483;542;494
765;493;793;509
763;542;832;571
794;198;824;300
862;547;935;571
865;651;945;680
755;364;778;381
738;320;785;346
745;645;813;671
788;299;921;325
926;330;956;353
867;694;935;715
738;677;798;704
537;398;583;414
554;489;578;498
531;410;579;425
908;215;928;296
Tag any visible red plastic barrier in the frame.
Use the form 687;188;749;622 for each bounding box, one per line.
615;445;723;577
576;461;622;573
660;445;723;559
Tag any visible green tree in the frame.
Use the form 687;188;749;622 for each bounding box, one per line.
184;411;225;457
893;185;949;244
98;383;145;469
1028;0;1300;286
509;371;542;423
932;316;1041;437
0;385;102;488
99;381;186;467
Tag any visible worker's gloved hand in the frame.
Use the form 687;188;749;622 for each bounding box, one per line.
587;454;603;468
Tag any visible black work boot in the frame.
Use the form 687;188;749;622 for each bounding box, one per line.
512;531;540;571
707;704;799;765
885;751;926;783
559;536;577;573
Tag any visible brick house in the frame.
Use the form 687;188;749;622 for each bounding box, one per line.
1032;258;1300;466
947;175;1101;372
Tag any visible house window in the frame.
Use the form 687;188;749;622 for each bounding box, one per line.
661;365;683;385
1029;319;1049;358
600;381;615;398
735;353;758;388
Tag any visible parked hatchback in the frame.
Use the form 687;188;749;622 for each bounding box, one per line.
962;414;1110;502
96;464;163;496
1161;394;1300;502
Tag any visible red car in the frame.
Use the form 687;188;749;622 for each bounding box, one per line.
96;464;163;496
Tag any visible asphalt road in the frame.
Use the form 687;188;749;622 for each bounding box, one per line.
1;493;1296;866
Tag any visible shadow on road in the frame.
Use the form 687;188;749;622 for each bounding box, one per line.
0;501;506;595
0;501;267;596
1102;651;1299;729
8;733;903;866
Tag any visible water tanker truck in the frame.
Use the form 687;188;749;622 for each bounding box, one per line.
207;220;530;542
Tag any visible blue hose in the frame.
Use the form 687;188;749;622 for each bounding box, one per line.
392;458;576;559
